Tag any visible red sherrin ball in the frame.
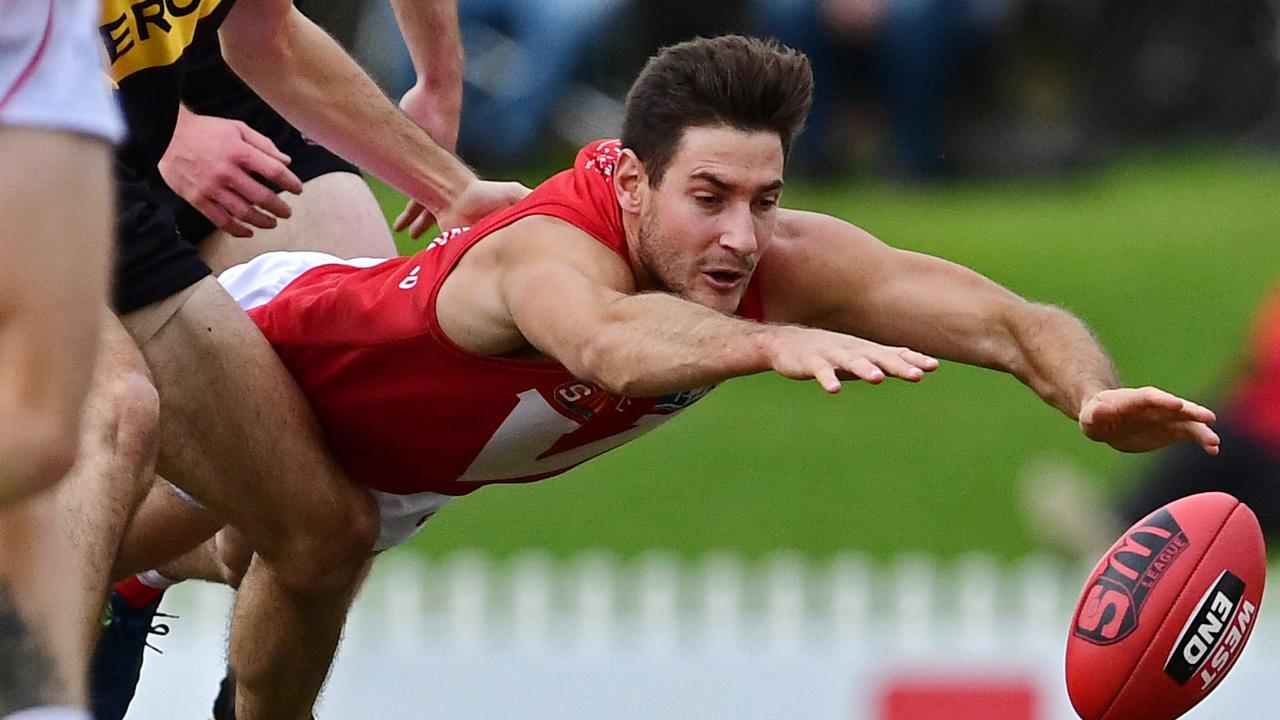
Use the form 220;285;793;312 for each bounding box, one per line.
1065;491;1266;720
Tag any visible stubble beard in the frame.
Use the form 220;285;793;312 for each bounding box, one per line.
636;203;685;298
635;204;750;313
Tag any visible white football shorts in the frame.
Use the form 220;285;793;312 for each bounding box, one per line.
218;250;453;553
0;0;124;141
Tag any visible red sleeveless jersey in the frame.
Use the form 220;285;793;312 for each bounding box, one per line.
249;140;765;496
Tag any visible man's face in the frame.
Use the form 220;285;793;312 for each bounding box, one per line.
634;125;785;314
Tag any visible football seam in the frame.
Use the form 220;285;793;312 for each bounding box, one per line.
1096;500;1238;720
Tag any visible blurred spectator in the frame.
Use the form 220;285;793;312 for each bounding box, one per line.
752;0;1017;179
343;0;1278;175
1024;284;1280;558
349;0;631;170
454;0;631;168
1081;0;1279;145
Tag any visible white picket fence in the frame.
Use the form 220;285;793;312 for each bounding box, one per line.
128;551;1280;719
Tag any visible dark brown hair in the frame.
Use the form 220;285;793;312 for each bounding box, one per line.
622;35;813;186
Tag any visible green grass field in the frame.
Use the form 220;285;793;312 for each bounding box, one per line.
364;149;1280;562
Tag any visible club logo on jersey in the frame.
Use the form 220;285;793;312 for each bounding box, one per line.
583;140;622;179
1164;571;1254;689
1074;509;1190;645
553;382;616;421
654;386;713;413
100;0;226;82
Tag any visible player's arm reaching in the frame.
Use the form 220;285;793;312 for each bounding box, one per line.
389;0;465;238
442;216;938;397
216;0;525;229
390;0;463;151
762;210;1219;454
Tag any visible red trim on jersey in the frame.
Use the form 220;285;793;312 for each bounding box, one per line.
0;1;56;111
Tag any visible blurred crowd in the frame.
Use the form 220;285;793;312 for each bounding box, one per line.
317;0;1280;179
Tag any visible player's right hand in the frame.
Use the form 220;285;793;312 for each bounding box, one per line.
158;110;305;238
1078;386;1220;455
763;325;939;393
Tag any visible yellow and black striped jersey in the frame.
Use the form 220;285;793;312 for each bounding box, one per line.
100;0;236;176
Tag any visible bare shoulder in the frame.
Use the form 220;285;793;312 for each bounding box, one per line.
490;215;636;292
760;209;894;324
768;209;889;264
438;215;635;356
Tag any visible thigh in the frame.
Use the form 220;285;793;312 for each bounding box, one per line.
0;127;113;502
198;172;397;274
120;275;375;560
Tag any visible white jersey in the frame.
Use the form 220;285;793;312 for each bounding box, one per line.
0;0;124;141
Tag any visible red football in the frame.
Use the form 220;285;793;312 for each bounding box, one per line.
1065;492;1266;720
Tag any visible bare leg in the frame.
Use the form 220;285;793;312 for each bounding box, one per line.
117;171;396;579
0;128;111;503
52;316;160;660
156;526;251;588
0;127;113;714
118;167;396;543
110;479;222;584
121;278;378;720
0;492;76;713
108;171;394;719
199;172;397;274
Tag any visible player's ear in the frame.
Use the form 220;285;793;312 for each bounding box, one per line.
614;149;646;215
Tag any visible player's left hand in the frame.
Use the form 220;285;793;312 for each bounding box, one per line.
431;179;531;233
1078;386;1220;455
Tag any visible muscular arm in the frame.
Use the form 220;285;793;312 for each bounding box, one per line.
764;210;1217;453
217;0;471;217
385;0;465;236
446;217;935;397
765;210;1117;419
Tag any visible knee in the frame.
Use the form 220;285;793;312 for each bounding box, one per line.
269;489;379;593
96;370;161;505
103;371;160;458
214;527;252;589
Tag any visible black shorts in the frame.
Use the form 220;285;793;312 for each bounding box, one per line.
114;171;213;314
114;33;358;315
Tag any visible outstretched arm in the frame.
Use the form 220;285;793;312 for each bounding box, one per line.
388;0;466;238
764;210;1218;453
458;216;939;397
217;0;526;229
